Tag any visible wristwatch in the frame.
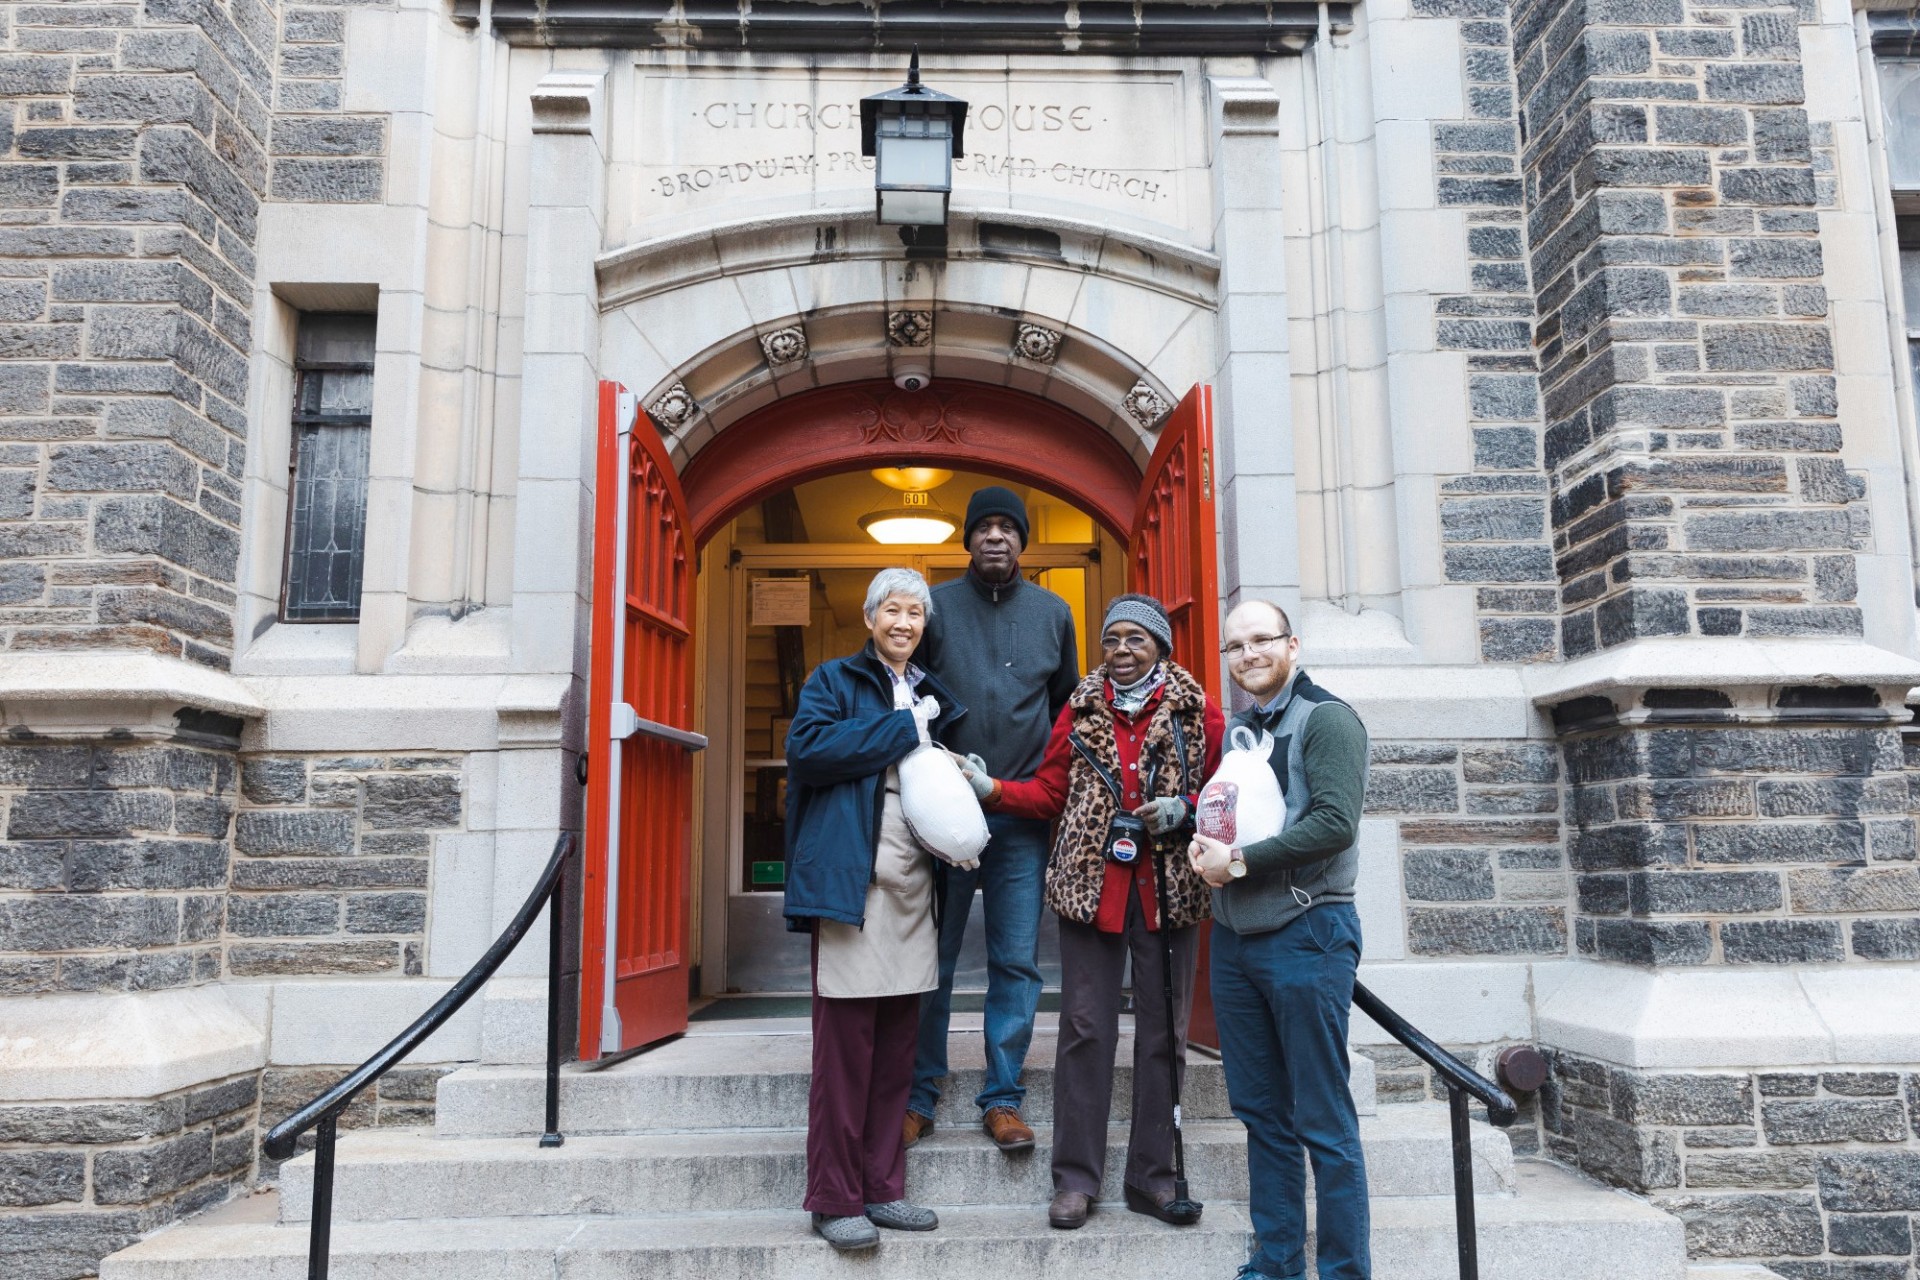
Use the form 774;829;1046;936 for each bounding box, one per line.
1227;847;1247;879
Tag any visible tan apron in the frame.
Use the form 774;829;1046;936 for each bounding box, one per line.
816;766;939;999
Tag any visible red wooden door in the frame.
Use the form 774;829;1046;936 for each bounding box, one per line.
1128;384;1222;1050
580;381;703;1060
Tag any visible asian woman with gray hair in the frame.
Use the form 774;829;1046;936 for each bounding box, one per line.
783;567;963;1253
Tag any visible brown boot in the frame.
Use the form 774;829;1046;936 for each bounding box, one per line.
982;1106;1035;1152
902;1111;935;1149
1048;1189;1092;1229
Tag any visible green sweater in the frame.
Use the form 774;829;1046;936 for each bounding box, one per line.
1211;669;1369;936
1241;699;1367;875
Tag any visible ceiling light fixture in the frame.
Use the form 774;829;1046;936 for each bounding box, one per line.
858;467;958;544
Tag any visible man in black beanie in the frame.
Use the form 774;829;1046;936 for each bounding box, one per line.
906;485;1080;1154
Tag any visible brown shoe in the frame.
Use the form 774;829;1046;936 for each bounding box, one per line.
902;1111;935;1149
1048;1189;1092;1229
982;1106;1035;1152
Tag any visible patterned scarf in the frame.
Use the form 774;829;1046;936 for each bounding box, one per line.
1110;661;1167;718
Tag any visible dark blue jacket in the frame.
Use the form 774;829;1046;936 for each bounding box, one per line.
783;643;967;932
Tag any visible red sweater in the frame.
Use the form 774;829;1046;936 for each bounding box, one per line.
996;683;1225;932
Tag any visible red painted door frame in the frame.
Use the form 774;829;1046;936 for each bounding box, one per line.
680;380;1142;548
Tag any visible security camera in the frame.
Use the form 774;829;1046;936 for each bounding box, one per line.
893;361;932;393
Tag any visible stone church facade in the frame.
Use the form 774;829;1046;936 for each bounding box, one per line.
0;0;1917;1276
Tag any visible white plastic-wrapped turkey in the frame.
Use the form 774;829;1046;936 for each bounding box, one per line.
897;741;991;866
1195;724;1287;847
893;688;989;866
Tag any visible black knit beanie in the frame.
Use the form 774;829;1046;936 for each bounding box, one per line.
963;485;1030;548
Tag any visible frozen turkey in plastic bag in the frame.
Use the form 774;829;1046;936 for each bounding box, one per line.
897;742;990;866
1196;724;1286;847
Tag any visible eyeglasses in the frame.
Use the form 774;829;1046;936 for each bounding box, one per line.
1100;634;1156;654
1222;632;1291;660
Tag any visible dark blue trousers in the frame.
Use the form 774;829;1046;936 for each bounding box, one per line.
1211;903;1370;1280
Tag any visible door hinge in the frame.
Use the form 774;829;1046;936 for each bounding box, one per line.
599;1008;624;1053
610;702;640;740
616;391;639;436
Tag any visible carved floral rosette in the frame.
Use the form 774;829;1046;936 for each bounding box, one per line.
1122;379;1172;428
760;326;808;366
648;381;697;430
1013;323;1062;363
887;310;933;348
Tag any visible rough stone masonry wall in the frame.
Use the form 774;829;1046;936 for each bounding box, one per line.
1404;0;1565;664
1513;0;1865;651
1564;710;1920;966
1542;1053;1920;1280
1366;738;1572;958
0;1069;259;1280
0;0;271;667
0;0;391;671
229;750;461;977
0;734;236;995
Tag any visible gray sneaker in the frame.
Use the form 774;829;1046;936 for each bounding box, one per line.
812;1212;880;1251
866;1199;939;1231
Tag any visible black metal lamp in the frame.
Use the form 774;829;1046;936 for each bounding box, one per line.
860;51;968;227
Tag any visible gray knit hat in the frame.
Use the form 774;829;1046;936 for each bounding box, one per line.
1102;593;1174;658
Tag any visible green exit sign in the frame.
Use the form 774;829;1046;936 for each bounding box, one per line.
751;861;786;886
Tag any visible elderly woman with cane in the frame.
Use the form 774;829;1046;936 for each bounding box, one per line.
784;567;971;1252
960;593;1224;1230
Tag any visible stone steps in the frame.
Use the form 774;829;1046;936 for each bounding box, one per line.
431;1029;1377;1138
102;1163;1686;1280
277;1107;1514;1223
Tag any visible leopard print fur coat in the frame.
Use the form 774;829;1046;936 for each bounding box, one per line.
1044;662;1214;929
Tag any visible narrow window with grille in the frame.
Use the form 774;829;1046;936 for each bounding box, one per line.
281;313;376;622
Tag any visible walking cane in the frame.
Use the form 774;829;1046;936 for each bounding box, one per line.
1149;805;1204;1224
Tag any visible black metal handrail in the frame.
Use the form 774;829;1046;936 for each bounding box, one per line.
1353;980;1518;1280
264;831;575;1280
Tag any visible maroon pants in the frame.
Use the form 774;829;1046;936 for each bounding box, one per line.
806;988;921;1216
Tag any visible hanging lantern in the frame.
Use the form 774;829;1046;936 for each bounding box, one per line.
860;51;969;228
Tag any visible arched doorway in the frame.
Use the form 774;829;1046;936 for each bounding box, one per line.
580;376;1219;1060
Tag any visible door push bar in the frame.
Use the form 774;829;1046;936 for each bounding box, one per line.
610;701;709;751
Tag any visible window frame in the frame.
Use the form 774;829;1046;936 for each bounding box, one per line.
278;312;377;624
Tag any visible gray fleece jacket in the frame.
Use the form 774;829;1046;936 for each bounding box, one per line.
917;569;1079;781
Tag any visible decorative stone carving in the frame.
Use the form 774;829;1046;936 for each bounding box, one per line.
887;310;933;348
648;382;697;430
859;390;967;446
1122;380;1172;428
760;326;809;366
1013;323;1061;363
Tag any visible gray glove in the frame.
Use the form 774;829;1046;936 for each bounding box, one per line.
1135;795;1189;836
960;752;993;801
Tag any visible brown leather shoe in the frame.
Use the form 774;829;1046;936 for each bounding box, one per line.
1124;1182;1203;1226
982;1106;1035;1152
1048;1189;1092;1229
902;1111;935;1149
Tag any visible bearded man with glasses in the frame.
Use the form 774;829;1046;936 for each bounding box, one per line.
1188;600;1373;1280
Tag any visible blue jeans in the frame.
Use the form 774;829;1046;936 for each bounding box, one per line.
1212;904;1370;1280
909;813;1047;1117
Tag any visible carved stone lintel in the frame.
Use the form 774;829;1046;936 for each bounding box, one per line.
1122;380;1172;428
1013;323;1062;364
887;310;933;348
760;325;809;366
648;382;697;430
